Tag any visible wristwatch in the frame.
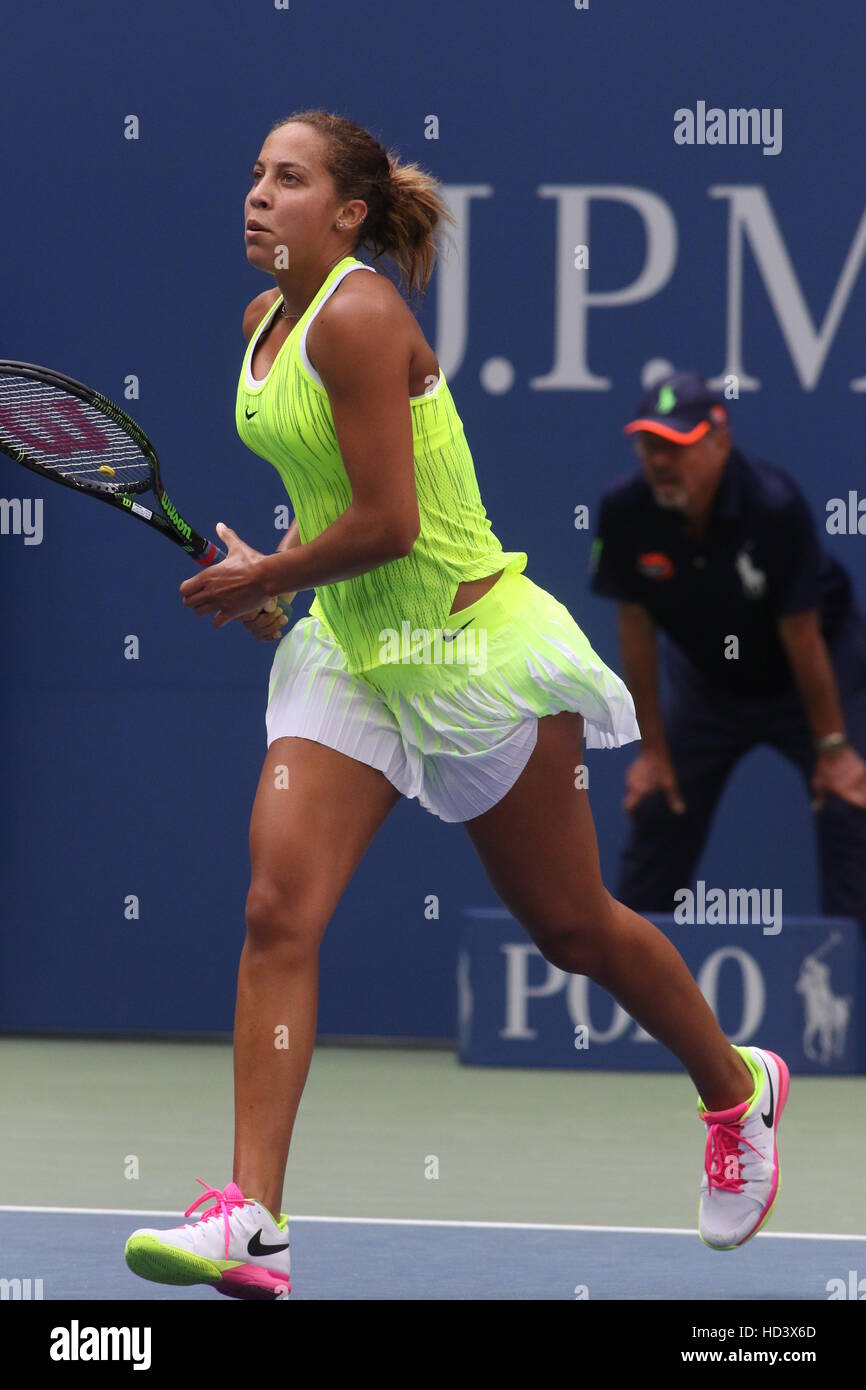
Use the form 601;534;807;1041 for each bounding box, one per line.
815;732;848;756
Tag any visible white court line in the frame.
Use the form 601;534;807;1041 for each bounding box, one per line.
0;1205;864;1240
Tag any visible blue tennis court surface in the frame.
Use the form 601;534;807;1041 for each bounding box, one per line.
2;1211;863;1300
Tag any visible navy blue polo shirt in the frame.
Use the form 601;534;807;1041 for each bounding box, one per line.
589;448;852;698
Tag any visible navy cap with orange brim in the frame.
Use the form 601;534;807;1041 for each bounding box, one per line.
624;371;728;444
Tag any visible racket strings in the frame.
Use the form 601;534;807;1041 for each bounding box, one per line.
0;376;152;492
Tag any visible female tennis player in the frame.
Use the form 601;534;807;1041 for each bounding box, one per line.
124;111;789;1298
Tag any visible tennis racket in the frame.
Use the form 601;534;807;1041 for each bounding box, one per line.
0;359;224;565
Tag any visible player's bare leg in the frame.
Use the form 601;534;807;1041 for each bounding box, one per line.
464;711;752;1110
233;737;401;1216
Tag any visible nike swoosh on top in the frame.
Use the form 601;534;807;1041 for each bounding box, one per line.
245;407;257;418
761;1059;775;1128
442;620;473;642
247;1229;289;1256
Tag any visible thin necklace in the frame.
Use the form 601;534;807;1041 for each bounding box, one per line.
280;302;300;321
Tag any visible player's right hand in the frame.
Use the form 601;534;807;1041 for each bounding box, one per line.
242;595;295;642
622;749;686;816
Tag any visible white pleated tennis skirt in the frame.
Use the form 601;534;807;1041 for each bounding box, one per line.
265;569;641;823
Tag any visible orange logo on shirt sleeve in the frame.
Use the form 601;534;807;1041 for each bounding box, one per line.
636;551;675;579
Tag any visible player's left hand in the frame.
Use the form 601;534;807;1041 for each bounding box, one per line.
810;746;866;811
180;523;270;625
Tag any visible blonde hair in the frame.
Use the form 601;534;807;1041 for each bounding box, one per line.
268;110;455;299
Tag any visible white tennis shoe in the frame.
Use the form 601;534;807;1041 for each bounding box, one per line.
125;1179;291;1299
698;1045;790;1250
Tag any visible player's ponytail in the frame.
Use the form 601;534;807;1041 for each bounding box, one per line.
270;111;456;299
374;151;456;299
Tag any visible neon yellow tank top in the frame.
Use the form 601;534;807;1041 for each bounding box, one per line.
235;255;527;674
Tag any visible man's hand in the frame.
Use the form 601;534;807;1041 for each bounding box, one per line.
179;523;270;625
623;748;687;815
811;746;866;811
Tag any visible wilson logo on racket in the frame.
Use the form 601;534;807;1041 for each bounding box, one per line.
160;492;193;541
0;396;110;456
0;359;223;567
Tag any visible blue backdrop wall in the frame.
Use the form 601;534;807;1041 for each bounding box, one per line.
2;0;865;1036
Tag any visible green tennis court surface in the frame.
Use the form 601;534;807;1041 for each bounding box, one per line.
1;1039;863;1299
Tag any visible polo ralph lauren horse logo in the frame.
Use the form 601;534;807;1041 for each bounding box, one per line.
795;932;852;1064
735;546;767;598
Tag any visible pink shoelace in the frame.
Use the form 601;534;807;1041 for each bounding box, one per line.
704;1120;762;1194
183;1179;253;1259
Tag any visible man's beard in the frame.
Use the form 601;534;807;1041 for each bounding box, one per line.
650;485;689;509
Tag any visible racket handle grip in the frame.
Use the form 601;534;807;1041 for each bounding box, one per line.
195;539;227;566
